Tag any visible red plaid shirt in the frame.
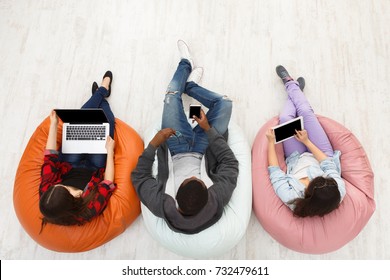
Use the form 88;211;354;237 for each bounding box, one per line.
39;149;116;223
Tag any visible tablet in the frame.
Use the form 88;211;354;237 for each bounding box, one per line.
272;116;304;144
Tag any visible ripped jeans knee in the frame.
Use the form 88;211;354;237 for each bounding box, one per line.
166;90;179;95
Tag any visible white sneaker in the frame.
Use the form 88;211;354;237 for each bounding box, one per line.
187;67;203;84
177;39;194;68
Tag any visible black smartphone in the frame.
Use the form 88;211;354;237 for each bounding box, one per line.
189;104;201;119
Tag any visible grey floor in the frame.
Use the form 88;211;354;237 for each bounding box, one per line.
1;0;389;260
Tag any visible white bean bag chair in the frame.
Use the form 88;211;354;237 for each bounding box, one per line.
141;120;252;258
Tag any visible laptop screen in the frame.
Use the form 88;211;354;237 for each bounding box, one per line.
54;109;108;124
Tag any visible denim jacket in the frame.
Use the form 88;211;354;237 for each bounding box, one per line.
268;150;346;210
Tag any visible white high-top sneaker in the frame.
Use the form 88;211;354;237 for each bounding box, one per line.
187;67;204;84
177;40;194;69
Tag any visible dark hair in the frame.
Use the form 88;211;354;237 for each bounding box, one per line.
39;185;97;232
176;179;208;216
292;177;341;218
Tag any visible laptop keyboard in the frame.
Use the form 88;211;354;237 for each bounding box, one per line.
66;125;106;141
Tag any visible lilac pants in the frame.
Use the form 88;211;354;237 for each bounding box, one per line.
279;81;334;158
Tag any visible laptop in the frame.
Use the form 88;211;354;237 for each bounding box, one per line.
54;109;110;154
272;116;304;144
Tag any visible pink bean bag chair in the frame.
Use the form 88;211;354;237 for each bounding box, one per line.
252;115;375;254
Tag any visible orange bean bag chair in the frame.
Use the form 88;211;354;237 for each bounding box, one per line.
252;115;375;254
13;117;143;252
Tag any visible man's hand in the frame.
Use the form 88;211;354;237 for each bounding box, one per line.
150;128;176;148
193;109;211;131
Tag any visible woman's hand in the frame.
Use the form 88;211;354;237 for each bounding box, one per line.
49;110;59;127
294;129;309;145
104;136;115;182
150;128;176;148
295;129;328;162
266;129;279;167
193;109;211;131
46;109;59;150
266;128;276;143
105;136;115;154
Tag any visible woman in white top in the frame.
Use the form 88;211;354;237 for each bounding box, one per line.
266;65;346;217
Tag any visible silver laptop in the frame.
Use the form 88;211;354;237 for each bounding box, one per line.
55;109;110;154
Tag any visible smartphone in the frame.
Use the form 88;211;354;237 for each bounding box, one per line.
189;104;201;119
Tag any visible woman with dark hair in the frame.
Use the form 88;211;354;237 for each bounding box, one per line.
39;71;116;230
266;65;346;217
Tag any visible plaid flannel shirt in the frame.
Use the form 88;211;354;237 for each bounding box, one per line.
39;149;116;223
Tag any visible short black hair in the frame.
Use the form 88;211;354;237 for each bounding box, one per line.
176;179;208;216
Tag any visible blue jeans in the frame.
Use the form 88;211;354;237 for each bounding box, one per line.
59;87;116;169
162;59;232;156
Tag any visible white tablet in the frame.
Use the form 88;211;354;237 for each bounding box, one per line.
272;116;304;144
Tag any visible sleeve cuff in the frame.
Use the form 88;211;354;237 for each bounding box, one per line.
44;149;59;155
144;143;157;156
268;166;282;174
101;180;116;189
320;158;336;168
206;127;219;140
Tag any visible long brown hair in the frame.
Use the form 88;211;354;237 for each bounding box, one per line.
292;177;341;217
39;185;99;232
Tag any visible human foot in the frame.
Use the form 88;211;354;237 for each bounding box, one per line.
91;81;98;95
187;67;203;84
276;65;293;84
297;77;305;91
177;40;194;69
101;71;113;97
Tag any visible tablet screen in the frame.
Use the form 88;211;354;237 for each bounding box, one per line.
273;116;303;143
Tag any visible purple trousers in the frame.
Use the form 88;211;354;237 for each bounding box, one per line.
279;81;334;158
